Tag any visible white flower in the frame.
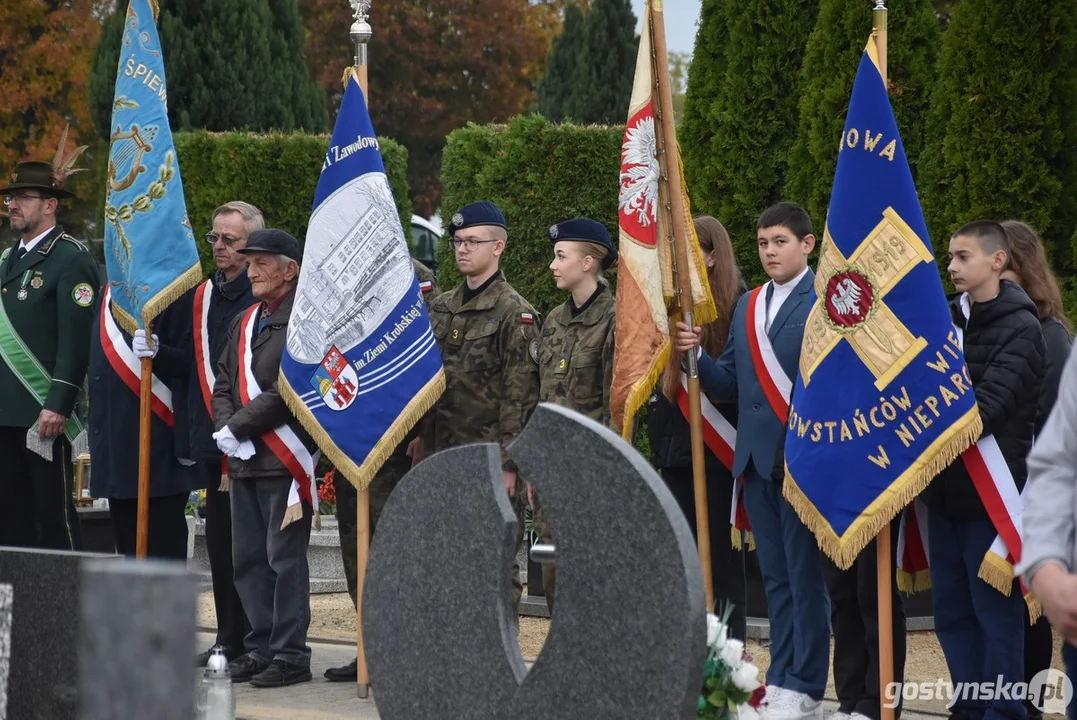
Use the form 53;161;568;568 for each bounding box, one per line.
719;638;745;667
706;614;727;649
731;661;761;692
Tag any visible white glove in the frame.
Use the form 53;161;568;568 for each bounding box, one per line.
132;329;159;359
212;426;241;457
235;440;256;460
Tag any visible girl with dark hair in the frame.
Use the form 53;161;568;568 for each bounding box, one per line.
647;215;749;639
1002;220;1073;720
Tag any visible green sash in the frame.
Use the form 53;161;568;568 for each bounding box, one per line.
0;247;84;442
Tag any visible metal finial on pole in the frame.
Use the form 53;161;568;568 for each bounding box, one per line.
350;0;372;72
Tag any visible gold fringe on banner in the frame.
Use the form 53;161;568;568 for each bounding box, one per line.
783;406;982;571
895;568;931;594
730;528;756;552
279;367;446;492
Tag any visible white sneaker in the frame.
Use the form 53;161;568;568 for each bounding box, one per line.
763;686;788;708
849;714;872;720
828;713;853;720
766;690;823;720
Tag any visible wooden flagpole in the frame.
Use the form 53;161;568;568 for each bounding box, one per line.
873;4;895;720
651;0;714;611
135;327;154;558
350;1;373;700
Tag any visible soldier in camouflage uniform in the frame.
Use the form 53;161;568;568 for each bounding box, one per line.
427;201;541;613
534;218;618;612
325;257;440;682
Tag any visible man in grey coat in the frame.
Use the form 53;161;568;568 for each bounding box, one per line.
1018;339;1077;720
212;229;314;688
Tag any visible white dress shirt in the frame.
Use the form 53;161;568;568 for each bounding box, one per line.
18;226;55;255
766;265;810;332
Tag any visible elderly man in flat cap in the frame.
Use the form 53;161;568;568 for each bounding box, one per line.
420;201;542;617
212;228;315;688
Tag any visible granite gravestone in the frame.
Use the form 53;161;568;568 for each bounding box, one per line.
0;547;115;720
0;583;10;720
363;403;707;719
77;559;196;720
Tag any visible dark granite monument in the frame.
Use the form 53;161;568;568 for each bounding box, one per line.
364;403;707;719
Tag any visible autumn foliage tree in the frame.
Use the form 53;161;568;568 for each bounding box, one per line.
298;0;559;215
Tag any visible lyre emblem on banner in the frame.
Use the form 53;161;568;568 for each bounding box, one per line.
108;124;158;192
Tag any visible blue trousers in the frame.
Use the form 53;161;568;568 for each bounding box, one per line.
927;509;1026;720
742;467;830;699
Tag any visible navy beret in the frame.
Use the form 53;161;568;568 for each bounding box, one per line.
447;201;507;235
237;228;302;262
548;217;618;270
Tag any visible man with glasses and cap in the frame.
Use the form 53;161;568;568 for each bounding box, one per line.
0;156;99;549
130;201;261;667
423;201;542;616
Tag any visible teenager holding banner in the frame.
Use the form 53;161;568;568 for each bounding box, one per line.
922;220;1044;720
650;215;748;640
673;202;830;720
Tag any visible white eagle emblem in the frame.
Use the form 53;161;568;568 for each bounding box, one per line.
830;277;863;316
451;212;464;229
619;115;659;227
549;224;558;239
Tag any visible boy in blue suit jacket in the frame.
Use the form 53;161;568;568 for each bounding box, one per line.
675;203;830;720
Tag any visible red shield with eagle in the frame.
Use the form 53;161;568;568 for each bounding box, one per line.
824;270;874;329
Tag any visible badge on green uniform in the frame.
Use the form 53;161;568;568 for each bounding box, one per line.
72;283;94;307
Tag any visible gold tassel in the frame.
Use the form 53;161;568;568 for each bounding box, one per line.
218;474;229;492
619;340;670;441
896;568;913;593
279;502;303;530
1026;596;1043;625
730;528;756;552
279;368;446;492
977;553;1015;596
782;407;982;571
312;509;322;532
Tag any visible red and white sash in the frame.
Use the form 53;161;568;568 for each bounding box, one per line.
745;285;792;423
675;373;754;550
100;286;174;427
237;305;315;526
192;279;216;416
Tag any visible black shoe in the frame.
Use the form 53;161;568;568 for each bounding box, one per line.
196;644;238;667
249;659;313;688
324;658;358;682
228;653;271;683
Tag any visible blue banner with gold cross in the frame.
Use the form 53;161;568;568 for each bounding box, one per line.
783;39;982;569
102;0;201;332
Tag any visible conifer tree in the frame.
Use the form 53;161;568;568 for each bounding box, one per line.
538;3;587;122
785;0;939;232
680;0;818;282
919;0;1077;268
90;0;327;137
573;0;637;124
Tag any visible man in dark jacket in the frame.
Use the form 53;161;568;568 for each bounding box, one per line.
212;229;314;688
91;294;197;557
922;220;1045;720
171;201;261;667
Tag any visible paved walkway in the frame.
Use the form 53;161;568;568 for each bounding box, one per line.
199;631;946;720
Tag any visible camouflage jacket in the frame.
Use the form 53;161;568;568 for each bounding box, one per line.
429;272;541;471
537;285;616;429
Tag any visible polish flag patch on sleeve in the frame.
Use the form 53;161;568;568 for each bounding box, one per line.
521;312;534;324
419;280;433;293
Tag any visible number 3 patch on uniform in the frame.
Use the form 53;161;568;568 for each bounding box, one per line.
72;283;95;307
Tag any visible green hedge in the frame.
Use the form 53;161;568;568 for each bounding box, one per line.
437;114;623;316
172;131;411;274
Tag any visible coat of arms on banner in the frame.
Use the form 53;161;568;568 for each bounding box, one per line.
310;346;359;411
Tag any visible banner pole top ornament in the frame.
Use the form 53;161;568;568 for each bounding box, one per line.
350;0;372;67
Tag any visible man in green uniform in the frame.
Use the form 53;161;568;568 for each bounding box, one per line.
0;159;99;549
427;201;542;612
324;257;441;682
